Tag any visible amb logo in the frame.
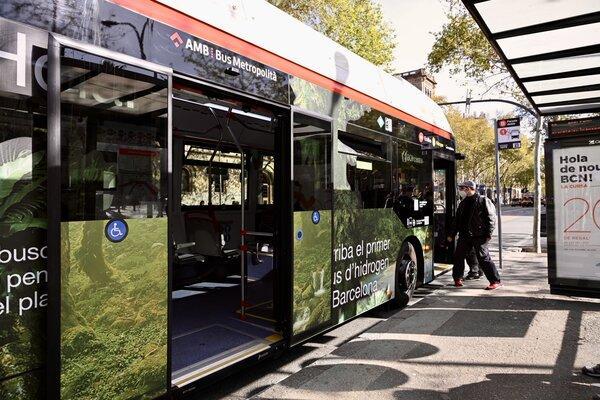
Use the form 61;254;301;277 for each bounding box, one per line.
170;32;184;48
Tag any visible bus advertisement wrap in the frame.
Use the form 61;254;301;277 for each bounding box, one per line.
552;146;600;281
292;211;332;336
60;218;168;400
332;200;432;323
0;156;47;400
292;194;434;337
332;199;399;323
0;19;48;400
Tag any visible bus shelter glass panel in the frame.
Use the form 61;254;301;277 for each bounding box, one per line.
57;47;169;399
291;113;332;341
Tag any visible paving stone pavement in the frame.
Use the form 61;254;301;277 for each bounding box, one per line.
251;251;600;400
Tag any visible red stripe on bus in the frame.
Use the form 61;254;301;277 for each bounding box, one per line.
109;0;453;140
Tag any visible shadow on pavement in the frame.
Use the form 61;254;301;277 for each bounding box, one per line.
279;362;409;391
331;339;439;360
393;372;597;400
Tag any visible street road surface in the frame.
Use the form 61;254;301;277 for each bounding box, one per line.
490;205;546;252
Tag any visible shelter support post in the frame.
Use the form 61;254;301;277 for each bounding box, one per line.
532;116;543;254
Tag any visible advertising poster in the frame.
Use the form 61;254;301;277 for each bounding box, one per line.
552;145;600;280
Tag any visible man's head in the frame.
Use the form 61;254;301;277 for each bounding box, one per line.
458;180;477;199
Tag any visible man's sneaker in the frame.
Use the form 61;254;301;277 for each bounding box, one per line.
485;281;503;290
454;279;464;287
583;364;600;378
465;273;482;280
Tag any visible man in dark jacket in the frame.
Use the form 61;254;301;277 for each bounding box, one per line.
447;180;502;290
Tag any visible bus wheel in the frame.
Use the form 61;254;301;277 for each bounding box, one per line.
392;241;418;308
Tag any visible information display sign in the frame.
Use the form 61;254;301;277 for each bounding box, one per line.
496;118;521;150
549;117;600;139
552;145;600;280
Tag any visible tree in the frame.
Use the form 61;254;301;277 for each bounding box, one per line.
445;106;495;184
429;1;544;252
445;106;534;199
427;0;518;98
268;0;396;68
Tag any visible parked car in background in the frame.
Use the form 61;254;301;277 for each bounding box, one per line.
521;194;534;207
510;198;522;206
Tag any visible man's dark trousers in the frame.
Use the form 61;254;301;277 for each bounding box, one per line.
452;235;501;283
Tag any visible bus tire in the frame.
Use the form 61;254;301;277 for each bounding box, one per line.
391;241;418;308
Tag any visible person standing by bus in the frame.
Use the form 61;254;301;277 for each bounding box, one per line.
465;248;483;280
447;180;502;290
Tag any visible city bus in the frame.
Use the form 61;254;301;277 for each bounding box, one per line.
0;1;457;399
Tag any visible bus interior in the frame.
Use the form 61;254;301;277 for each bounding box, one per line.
170;82;285;386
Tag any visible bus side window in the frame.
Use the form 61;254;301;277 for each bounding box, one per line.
394;140;432;227
292;113;332;211
337;132;392;209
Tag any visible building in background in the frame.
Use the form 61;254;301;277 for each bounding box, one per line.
396;68;436;98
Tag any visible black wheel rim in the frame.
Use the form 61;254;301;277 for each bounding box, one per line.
404;260;417;293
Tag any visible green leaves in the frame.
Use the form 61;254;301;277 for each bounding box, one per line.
427;0;521;98
269;0;396;68
446;107;535;190
0;152;42;200
0;141;46;237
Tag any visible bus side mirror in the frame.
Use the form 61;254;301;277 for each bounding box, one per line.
455;153;466;160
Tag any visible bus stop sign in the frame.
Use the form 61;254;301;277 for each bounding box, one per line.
497;118;521;150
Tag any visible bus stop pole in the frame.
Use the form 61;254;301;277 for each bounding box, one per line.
493;119;503;270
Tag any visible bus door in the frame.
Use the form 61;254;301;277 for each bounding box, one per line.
290;111;333;344
433;154;456;264
169;81;287;388
47;35;172;400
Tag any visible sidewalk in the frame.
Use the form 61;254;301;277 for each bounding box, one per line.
254;251;600;400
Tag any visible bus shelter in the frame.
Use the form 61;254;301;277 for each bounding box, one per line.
461;1;600;296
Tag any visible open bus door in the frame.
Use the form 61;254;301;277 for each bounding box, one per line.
168;81;287;390
47;34;172;399
433;152;456;264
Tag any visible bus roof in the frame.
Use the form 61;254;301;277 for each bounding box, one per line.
112;0;453;139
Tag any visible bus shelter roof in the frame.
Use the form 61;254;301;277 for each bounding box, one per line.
462;0;600;116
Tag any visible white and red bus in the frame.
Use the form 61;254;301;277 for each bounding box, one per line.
0;1;457;398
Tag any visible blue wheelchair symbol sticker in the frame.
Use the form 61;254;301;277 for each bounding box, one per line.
105;219;128;243
311;210;320;224
296;228;304;241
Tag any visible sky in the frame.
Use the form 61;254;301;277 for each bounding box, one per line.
374;0;517;118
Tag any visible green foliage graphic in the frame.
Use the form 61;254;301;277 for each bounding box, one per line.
292;211;332;335
269;0;396;69
333;192;400;321
60;218;168;400
0;136;47;400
